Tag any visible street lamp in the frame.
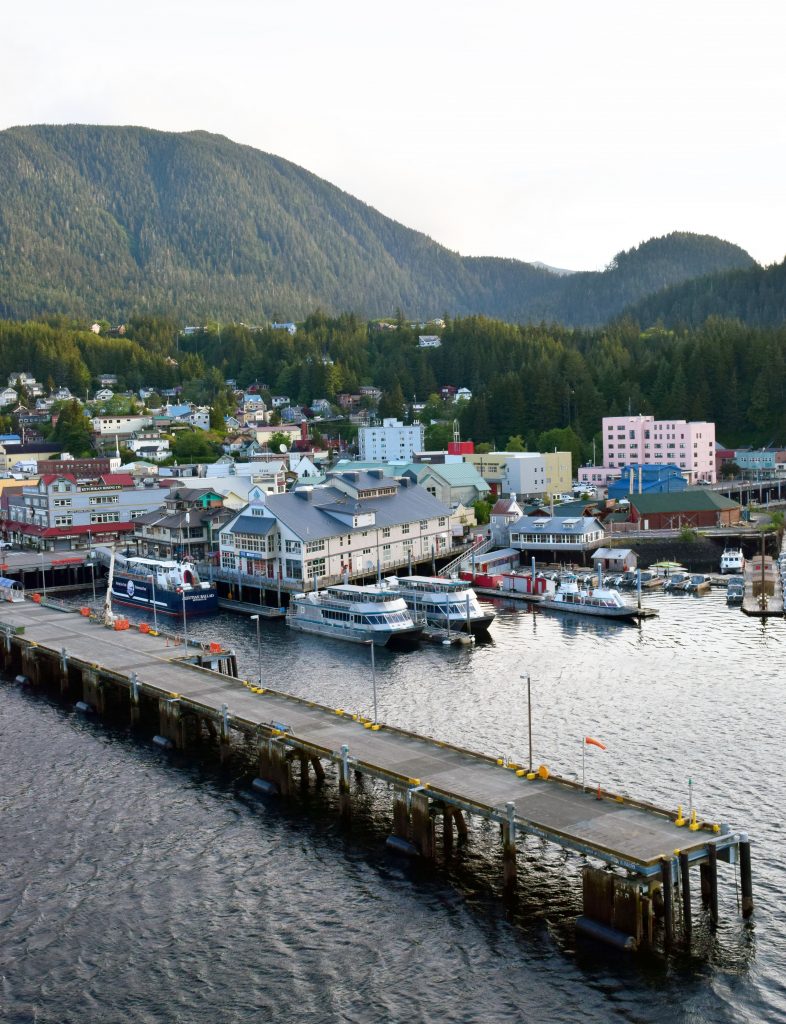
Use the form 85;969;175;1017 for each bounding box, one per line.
88;561;96;604
250;614;262;686
40;550;47;598
521;672;532;773
180;588;188;648
366;639;378;724
148;573;158;632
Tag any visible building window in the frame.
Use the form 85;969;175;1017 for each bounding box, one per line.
53;498;71;508
284;558;302;579
221;552;237;570
306;558;326;577
130;510;146;519
306;539;325;553
402;523;410;534
382;527;391;538
90;512;120;524
54;515;72;526
285;539;302;553
89;494;120;505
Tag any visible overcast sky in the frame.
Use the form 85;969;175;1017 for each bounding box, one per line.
3;0;784;270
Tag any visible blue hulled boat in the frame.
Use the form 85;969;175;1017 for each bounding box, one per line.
111;556;218;617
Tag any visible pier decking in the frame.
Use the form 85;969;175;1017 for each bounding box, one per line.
0;599;752;953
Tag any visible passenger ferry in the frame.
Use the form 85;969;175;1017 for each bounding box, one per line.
385;575;495;634
111;555;218;617
286;584;422;647
539;576;640;620
720;548;745;574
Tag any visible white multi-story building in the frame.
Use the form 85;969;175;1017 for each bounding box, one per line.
502;453;548;497
358;418;425;462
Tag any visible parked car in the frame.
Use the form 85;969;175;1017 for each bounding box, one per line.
0;541;12;550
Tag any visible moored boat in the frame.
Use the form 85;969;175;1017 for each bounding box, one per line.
684;574;712;594
111;555;218;616
720;548;745;574
539;577;640;620
286;583;422;646
726;578;745;605
386;575;495;634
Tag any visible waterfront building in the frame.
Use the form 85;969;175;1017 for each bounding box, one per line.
0;441;62;474
627;490;740;529
218;468;455;587
509;515;605;557
607;464;687;499
133;487;233;560
2;472;169;550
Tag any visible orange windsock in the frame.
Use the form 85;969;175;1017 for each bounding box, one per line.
585;736;606;750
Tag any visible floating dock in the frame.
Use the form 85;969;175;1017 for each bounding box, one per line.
0;599;752;954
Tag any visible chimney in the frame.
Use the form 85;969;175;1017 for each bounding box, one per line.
300;419;309;443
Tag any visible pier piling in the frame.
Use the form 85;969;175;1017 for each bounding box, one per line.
707;844;719;925
739;836;754;917
338;744;352;822
679;851;692;937
502;802;517;893
660;858;674;948
410;791;435;860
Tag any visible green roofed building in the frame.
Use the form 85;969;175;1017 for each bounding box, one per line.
628;489;740;529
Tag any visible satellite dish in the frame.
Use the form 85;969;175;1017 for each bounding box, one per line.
279;443;288;453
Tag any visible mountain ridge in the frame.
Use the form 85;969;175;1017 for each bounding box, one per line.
0;123;758;325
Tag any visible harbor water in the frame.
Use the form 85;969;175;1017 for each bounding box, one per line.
2;588;785;1023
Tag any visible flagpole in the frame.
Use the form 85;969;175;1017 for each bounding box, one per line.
582;738;585;792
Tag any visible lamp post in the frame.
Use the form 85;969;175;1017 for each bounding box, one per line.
40;549;47;598
366;639;378;724
89;561;96;604
181;588;188;648
522;672;532;772
250;613;262;686
148;573;158;632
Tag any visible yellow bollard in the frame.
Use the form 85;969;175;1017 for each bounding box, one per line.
689;809;700;831
675;805;686;826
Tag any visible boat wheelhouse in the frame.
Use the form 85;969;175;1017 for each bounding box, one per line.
286;583;422;647
385;575;495;634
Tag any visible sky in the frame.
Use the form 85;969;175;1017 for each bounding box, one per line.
2;0;784;270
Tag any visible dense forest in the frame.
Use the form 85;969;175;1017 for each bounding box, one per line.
2;313;786;457
623;258;786;328
0;124;757;325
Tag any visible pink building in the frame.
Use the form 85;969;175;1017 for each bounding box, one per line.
602;415;716;484
578;465;621;488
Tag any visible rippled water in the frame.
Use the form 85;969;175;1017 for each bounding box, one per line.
2;589;785;1023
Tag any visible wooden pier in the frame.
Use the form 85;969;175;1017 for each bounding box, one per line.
0;599;752;954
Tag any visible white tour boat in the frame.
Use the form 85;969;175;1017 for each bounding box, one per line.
385;575;495;634
720;548;745;574
286;583;422;647
539;576;640;620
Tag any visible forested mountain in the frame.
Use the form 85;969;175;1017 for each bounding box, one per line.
622;259;786;328
0;124;757;325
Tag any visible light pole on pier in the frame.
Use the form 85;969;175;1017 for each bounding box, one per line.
250;614;262;686
521;672;532;773
366;639;378;724
148;573;158;632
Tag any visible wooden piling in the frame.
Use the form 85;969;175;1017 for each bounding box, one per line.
700;862;711;905
707;844;719;925
660;858;674;948
452;807;468;843
82;669;105;714
299;754;310;789
502;820;517;893
679;852;692;937
442;805;454;857
309;756;325;784
392;792;409;839
739;838;754;918
338;745;352;823
410;792;435;860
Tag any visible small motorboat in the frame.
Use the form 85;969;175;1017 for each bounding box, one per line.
684;574;712;594
663;572;692;592
726;579;745;605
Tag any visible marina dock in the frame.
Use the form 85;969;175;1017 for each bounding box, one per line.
1;598;752;954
